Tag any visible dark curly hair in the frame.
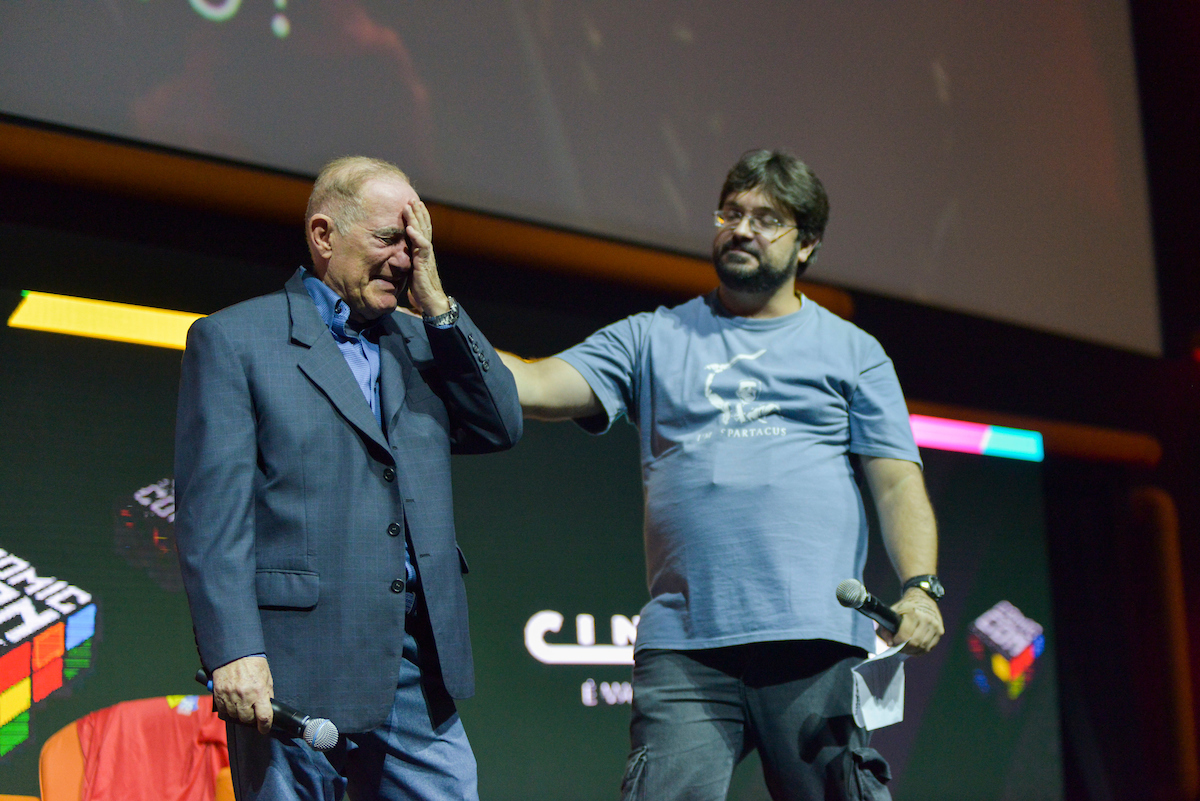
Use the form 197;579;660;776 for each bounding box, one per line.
719;149;830;253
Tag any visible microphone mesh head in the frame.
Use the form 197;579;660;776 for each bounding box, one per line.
835;579;867;609
303;718;340;751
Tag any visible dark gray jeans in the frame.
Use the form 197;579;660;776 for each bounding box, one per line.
620;640;891;801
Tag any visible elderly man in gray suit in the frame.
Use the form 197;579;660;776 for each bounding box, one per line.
175;156;522;801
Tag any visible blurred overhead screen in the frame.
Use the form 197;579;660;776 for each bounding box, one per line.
0;0;1160;354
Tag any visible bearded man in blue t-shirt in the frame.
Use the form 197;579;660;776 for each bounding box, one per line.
498;150;944;801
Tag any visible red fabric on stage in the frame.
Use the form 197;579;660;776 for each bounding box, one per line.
75;695;229;801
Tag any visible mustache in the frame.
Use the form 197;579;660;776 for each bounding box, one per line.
717;241;760;260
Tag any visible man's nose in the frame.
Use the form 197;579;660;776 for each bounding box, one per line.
731;216;756;238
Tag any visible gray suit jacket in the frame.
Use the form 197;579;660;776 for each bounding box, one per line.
174;270;521;732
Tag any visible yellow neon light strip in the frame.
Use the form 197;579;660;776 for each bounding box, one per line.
7;291;204;350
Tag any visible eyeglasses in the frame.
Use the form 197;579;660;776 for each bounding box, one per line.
713;209;796;242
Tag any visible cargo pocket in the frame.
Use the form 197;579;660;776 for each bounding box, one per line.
847;746;892;800
619;746;647;801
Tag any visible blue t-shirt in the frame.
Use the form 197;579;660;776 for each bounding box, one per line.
557;293;920;653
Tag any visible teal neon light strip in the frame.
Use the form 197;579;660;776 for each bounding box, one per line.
981;426;1045;461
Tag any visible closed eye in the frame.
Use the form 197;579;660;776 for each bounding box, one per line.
372;226;405;245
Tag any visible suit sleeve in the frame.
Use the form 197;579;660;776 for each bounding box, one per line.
174;315;266;672
423;305;523;455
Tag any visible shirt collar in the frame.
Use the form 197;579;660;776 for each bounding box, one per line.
302;270;382;343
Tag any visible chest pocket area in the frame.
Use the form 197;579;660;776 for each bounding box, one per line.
711;433;774;486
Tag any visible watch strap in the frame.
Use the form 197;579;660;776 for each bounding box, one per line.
902;574;944;600
423;297;459;328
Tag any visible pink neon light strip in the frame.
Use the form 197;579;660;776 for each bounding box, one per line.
909;414;989;455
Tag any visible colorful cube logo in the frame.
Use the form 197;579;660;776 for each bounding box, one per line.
0;546;97;757
967;600;1045;700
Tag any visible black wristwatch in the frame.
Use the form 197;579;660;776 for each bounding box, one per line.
902;574;945;600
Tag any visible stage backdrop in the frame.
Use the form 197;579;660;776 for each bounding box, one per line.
0;218;1058;799
0;0;1160;355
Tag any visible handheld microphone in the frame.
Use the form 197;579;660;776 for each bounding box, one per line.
195;669;339;751
835;579;901;635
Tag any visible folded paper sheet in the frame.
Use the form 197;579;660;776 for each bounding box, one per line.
852;642;908;730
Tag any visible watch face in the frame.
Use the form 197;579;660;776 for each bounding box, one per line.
909;575;944;599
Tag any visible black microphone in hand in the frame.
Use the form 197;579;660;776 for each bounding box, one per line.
195;669;339;751
835;579;900;635
265;699;339;752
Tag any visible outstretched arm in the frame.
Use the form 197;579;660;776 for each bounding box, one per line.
497;353;603;421
861;455;944;654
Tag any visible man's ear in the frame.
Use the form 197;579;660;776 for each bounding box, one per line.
308;215;336;261
796;241;818;266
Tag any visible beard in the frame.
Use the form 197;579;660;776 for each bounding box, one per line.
713;240;801;294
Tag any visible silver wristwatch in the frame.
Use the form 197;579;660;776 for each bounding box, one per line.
422;297;459;328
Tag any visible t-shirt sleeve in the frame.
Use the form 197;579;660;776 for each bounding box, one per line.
554;313;651;435
847;338;922;466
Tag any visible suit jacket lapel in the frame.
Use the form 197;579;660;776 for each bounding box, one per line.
285;271;390;454
379;312;422;437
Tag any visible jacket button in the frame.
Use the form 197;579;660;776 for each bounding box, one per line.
387;522;401;537
390;579;405;593
383;467;396;482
